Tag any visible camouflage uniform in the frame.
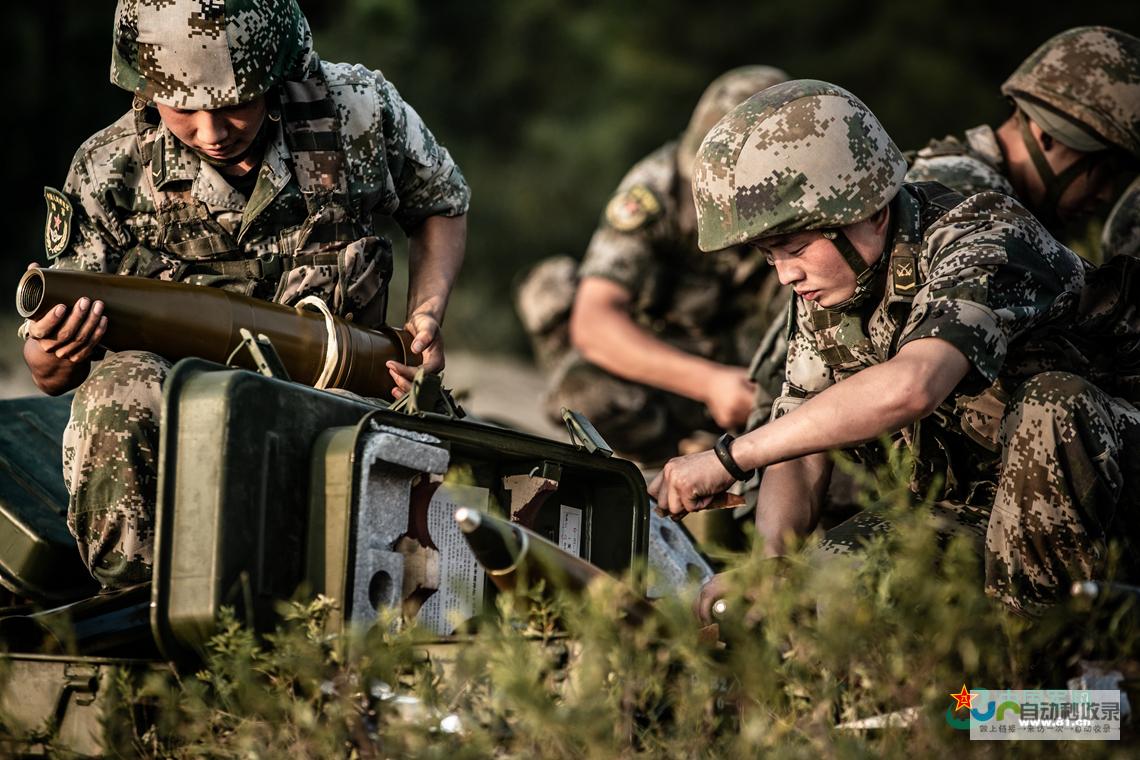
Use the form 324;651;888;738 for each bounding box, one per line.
747;28;1140;518
515;67;789;463
905;125;1016;199
1104;175;1140;259
50;0;470;588
694;80;1140;614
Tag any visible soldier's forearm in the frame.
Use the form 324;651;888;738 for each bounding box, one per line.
732;338;971;471
570;298;722;403
755;454;831;555
406;213;467;325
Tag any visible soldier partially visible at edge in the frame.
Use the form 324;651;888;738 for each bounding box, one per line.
20;0;470;589
514;67;789;466
649;80;1140;622
907;26;1140;260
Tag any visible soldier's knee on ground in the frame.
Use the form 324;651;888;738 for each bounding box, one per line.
64;350;172;589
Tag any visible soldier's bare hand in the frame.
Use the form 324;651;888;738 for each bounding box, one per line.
648;449;735;519
386;312;444;399
28;297;108;363
703;366;757;429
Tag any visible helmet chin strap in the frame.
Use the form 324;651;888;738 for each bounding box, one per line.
822;228;886;311
1015;109;1102;226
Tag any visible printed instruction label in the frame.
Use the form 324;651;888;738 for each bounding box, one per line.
558;504;583;557
417;482;488;635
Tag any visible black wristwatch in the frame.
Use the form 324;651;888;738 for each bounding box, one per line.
713;433;755;482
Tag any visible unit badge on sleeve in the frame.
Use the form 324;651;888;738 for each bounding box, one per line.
43;187;73;259
605;184;663;232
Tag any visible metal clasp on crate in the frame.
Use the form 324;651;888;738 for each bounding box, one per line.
226;328;291;381
560;408;613;457
390;368;465;419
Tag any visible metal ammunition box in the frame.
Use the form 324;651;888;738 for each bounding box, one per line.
0;358;650;754
0;394;97;603
151;359;648;655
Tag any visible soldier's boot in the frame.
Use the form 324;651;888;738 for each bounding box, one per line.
63;350;172;589
986;371;1140;616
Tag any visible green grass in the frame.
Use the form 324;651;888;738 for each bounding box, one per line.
72;453;1140;757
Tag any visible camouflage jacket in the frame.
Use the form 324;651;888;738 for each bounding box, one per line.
906;124;1140;262
905;125;1016;199
1104;175;1140;259
777;183;1089;500
578;141;781;365
46;59;469;328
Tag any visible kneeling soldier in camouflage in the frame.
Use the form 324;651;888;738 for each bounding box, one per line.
907;26;1140;259
649;80;1140;621
515;67;789;465
21;0;470;589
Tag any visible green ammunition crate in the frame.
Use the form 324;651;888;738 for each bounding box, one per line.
152;359;649;659
308;408;650;634
0;394;97;604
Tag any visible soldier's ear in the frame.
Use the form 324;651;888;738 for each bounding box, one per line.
869;204;891;234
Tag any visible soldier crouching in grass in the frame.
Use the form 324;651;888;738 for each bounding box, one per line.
20;0;469;589
649;80;1140;622
514;67;790;467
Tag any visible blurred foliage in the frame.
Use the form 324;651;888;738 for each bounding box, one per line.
2;1;1139;355
85;449;1140;756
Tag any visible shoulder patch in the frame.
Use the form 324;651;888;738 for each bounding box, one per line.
604;184;663;232
43;187;73;259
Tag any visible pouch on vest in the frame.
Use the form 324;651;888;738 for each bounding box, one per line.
953;382;1010;453
273;234;392;327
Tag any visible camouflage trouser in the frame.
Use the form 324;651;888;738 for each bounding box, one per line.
63;350;170;589
817;371;1140;616
546;353;717;465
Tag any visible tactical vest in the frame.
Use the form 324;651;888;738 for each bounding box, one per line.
799;182;1005;503
119;69;392;328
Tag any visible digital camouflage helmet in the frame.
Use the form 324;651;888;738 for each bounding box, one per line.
693;79;907;250
1002;26;1140;160
1001;27;1140;217
693;79;907;309
677;65;790;179
111;0;314;110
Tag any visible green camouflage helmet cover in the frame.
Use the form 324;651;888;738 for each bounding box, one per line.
677;65;790;179
693;79;907;252
111;0;314;110
1001;26;1140;159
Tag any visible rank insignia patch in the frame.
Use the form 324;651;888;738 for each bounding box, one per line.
44;187;73;259
605;184;663;232
891;255;918;295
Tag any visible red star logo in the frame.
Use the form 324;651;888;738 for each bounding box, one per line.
950;684;975;712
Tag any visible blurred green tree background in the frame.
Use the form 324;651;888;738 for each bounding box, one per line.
3;1;1137;356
